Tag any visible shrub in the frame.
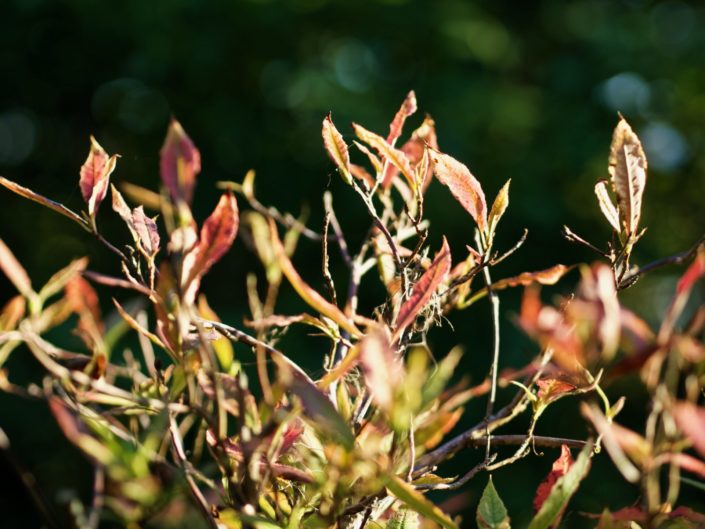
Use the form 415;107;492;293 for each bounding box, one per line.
0;92;704;528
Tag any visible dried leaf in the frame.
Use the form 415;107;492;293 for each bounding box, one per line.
429;150;487;232
492;265;572;291
533;445;574;512
608;117;647;237
394;237;451;339
387;475;459;529
182;192;239;303
387;90;417;145
353;123;416;188
359;326;402;412
322;114;352;185
160;118;201;205
79;136;118;218
673;401;705;459
0;238;33;298
0;176;87;228
476;477;510;529
594;180;620;233
269;220;360;337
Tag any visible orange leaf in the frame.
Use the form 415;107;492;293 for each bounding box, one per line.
429;150;487;232
269;220;360;337
353;123;416;189
387;90;417;145
394;237;451;339
322;113;352;185
160;118;201;205
492;264;572;291
533;445;574;512
80;136;118;217
182;192;239;303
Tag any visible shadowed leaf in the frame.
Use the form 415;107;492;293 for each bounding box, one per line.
476;476;510;529
160;118;201;205
429;150;487;232
533;445;574;512
0;295;25;331
80;136;118;218
322;114;352;185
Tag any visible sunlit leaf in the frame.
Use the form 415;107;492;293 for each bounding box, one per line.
359;325;402;412
397;115;438;190
429;150;487;232
353;123;416;189
79;136;118;218
487;179;510;242
528;442;592;529
476;476;510;529
673;401;705;459
0;238;33;298
0;176;88;228
113;298;165;350
0;295;25;331
594;180;620;233
269;219;360;337
387;475;459;529
38;257;88;303
492;265;573;291
608;117;647;237
160;118;201;205
387;90;417;145
197;295;234;372
322;113;352;185
394;237;451;339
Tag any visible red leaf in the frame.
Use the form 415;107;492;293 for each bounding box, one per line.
353;123;416;189
322;113;352;185
533;445;574;512
80;136;118;218
673;401;705;459
160;118;201;205
131;206;160;257
387;90;417;145
394;237;451;339
536;378;577;401
359;326;402;412
182;193;239;303
429;150;487;232
676;246;705;297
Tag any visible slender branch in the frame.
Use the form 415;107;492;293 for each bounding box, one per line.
321;211;338;305
323;191;352;267
562;225;611;258
83;270;152;296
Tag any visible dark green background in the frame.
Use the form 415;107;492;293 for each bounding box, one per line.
1;0;704;527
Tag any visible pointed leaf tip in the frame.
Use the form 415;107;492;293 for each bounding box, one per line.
160;118;201;205
477;477;510;529
79;136;118;218
322;114;352;185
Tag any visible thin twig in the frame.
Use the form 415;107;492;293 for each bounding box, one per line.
321;211;338;306
323;191;352;267
562;225;611;258
481;235;501;461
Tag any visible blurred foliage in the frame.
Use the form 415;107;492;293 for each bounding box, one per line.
0;0;704;527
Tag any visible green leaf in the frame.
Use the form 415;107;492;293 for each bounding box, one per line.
527;442;593;529
386;475;459;529
476;476;511;529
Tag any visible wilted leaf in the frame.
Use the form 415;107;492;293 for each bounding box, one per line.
488;179;510;241
322;114;352;185
353;123;416;189
79;136;118;218
394;237;451;339
673;402;705;459
387;90;417;145
594;180;620;233
359;326;402;412
527;442;592;529
533;445;574;512
387;475;459;529
0;176;87;227
269;220;360;337
608;117;647;237
429;150;487;232
492;265;572;291
182;192;239;303
160;118;201;205
476;477;510;529
0;238;33;298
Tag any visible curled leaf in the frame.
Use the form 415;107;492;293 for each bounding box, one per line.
394;237;451;339
322;114;352;185
160;118;201;205
111;185;161;258
608;117;647;237
488;179;511;241
594;180;620;233
429;150;487;232
80;136;118;218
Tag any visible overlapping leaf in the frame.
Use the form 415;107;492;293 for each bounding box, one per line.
322;114;352;185
353;123;416;188
80;136;118;218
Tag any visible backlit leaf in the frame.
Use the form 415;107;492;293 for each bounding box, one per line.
608;117;647;237
387;90;417;145
527;442;592;529
0;176;87;227
322;113;352;185
387;475;459;529
394;237;451;340
79;136;118;218
269;219;360;337
353;123;416;188
0;238;33;298
488;179;511;241
476;476;510;529
429;150;487;232
594;180;620;233
160;118;201;205
491;265;572;291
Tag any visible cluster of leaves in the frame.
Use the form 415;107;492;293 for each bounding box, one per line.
0;92;703;529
